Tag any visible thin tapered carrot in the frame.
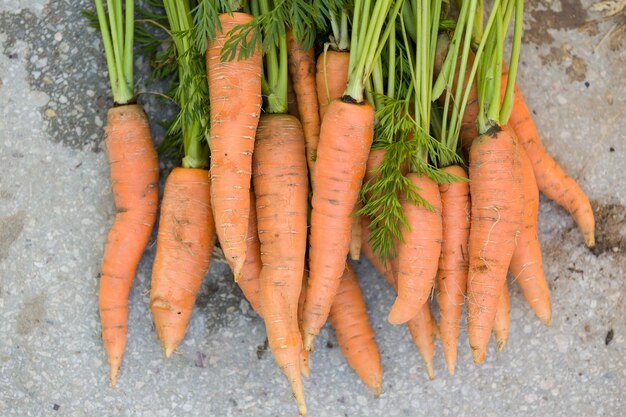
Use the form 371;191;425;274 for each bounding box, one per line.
492;282;510;352
436;165;470;375
329;263;383;396
298;271;310;378
506;127;552;325
467;126;524;364
287;31;320;177
303;99;375;351
388;174;443;325
350;209;363;261
316;50;349;120
236;190;263;316
150;168;215;357
253;114;308;416
206;12;262;280
99;104;159;387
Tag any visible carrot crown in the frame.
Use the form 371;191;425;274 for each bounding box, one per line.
93;0;135;105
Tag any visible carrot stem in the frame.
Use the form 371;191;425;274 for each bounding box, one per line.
500;0;523;124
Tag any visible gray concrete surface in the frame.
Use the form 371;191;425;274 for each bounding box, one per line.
0;1;624;416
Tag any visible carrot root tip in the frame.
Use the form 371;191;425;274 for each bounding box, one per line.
471;347;486;364
541;314;553;327
425;362;435;380
232;259;245;282
109;365;119;388
495;338;508;353
584;232;595;248
387;301;411;325
303;333;316;352
163;345;175;359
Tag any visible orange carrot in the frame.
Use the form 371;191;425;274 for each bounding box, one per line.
298;271;310;378
329;263;383;395
150;168;215;357
506;127;552;325
316;50;349;120
206;12;262;280
492;282;510;352
236;190;263;316
303;99;375;351
287;31;320;177
388;174;443;325
466;126;524;364
350;208;363;261
436;165;470;375
99;104;159;387
253;114;308;416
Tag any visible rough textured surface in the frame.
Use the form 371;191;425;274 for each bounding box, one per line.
0;1;624;416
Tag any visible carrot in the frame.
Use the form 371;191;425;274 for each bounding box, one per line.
287;31;320;177
316;50;349;120
506;127;552;325
150;168;215;357
303;99;375;351
329;264;383;395
253;114;308;416
287;73;301;119
467;126;524;364
435;165;470;375
99;104;159;387
236;190;263;316
298;271;310;378
388;174;443;325
206;12;262;280
350;209;363;261
492;282;510;353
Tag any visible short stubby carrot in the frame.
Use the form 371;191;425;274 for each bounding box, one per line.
435;165;470;375
388;174;442;325
207;12;262;280
287;31;320;177
253;114;309;416
506;127;551;325
316;50;350;120
99;104;159;387
150;168;215;358
329;264;383;396
467;126;524;364
492;282;511;352
236;190;263;316
303;99;375;352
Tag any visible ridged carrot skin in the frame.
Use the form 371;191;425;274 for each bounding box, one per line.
287;31;320;177
467;126;524;364
329;264;383;396
493;282;510;352
253;114;308;416
150;168;215;358
316;51;350;120
303;99;375;352
236;190;263;316
506;127;552;325
436;165;470;375
206;12;262;280
99;104;159;387
388;174;442;325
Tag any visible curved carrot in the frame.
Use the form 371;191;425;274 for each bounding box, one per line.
150;168;215;358
287;31;320;177
388;174;442;325
329;263;383;396
467;126;524;364
492;282;511;352
506;127;552;325
253;114;308;416
207;12;262;280
99;104;159;387
236;190;263;316
316;50;350;120
436;165;470;375
303;99;375;351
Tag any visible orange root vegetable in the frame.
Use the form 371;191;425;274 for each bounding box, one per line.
407;303;437;380
316;50;350;120
99;104;159;387
236;190;263;316
298;271;310;378
388;174;442;325
350;208;363;261
303;99;375;352
253;114;309;416
467;126;524;364
287;74;301;119
207;12;262;280
506;127;552;325
287;31;320;177
492;282;511;352
436;165;470;375
329;264;383;396
150;168;215;358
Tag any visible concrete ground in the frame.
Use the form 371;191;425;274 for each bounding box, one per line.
0;1;624;416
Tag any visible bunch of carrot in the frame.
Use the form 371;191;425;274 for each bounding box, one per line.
90;0;595;414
